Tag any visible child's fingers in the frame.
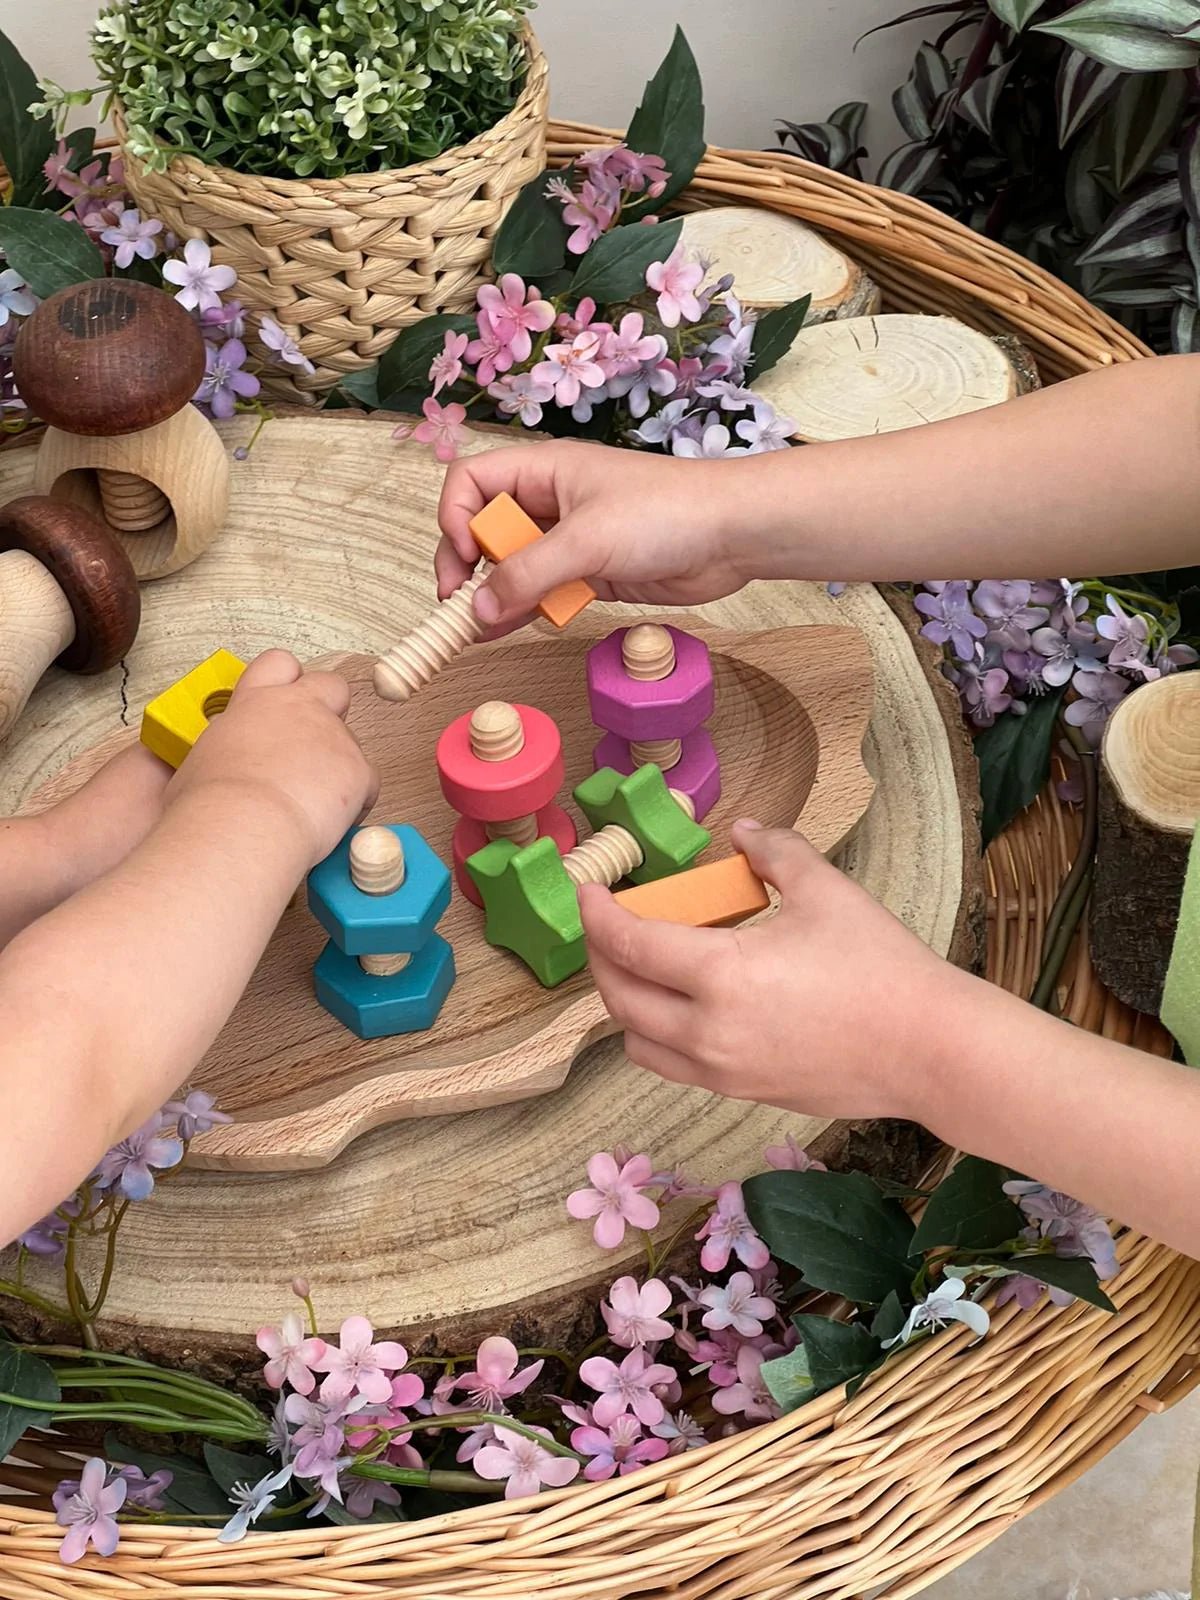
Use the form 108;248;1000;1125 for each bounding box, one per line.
622;1029;701;1088
732;819;829;902
588;945;695;1042
299;669;352;719
476;513;600;626
234;649;303;694
356;761;381;821
437;447;561;563
579;884;709;995
434;533;474;600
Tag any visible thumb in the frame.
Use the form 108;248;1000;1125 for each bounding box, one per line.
475;515;595;626
232;649;303;696
732;819;830;902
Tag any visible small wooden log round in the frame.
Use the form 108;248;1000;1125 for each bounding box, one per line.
678;206;880;320
752;313;1037;441
1091;672;1200;1014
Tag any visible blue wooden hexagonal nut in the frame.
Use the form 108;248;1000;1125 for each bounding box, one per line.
314;935;456;1040
307;824;451;956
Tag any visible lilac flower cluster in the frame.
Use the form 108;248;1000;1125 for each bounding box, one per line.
912;578;1198;744
994;1181;1119;1310
547;145;668;254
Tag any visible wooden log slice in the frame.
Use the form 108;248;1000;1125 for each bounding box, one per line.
752;313;1037;441
0;414;980;1370
1092;672;1200;1014
678;205;881;320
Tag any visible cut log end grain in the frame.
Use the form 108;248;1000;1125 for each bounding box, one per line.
751;313;1038;442
678;205;880;320
1091;672;1200;1015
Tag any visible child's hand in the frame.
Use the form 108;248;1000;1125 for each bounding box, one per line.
580;820;971;1122
435;441;748;634
168;650;378;868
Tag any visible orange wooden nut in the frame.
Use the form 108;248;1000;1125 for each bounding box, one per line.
612;853;770;928
468;493;596;629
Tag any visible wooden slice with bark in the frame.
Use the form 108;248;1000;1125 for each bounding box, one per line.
678;205;880;321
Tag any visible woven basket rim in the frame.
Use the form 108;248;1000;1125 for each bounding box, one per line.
110;27;547;198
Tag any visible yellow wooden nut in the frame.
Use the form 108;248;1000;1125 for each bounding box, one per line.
140;648;247;769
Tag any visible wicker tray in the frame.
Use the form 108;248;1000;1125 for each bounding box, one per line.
1;129;1197;1599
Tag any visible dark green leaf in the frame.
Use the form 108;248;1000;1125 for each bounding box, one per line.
957;61;1013;141
988;0;1048;28
374;313;475;410
1172;295;1200;349
976;686;1066;847
758;1345;814;1413
1066;121;1116;236
744;1170;917;1305
750;294;812;380
1010;1255;1116;1310
1077;176;1183;267
567;217;682;304
0;207;104;297
870;1291;910;1344
878;140;946;197
1105;70;1189;191
858;2;981;48
0;1344;59;1457
1179;120;1200;235
336;364;382;409
910;1156;1024;1253
894;78;934;142
324;1496;405;1525
203;1443;275;1496
913;43;956;113
0;28;55;207
623;27;705;216
1034;3;1200;70
105;1436;231;1518
491;170;570;280
791;1315;882;1398
1056;49;1123;148
829;102;869;143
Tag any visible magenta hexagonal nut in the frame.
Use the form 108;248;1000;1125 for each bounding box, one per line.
586;625;714;741
593;726;722;821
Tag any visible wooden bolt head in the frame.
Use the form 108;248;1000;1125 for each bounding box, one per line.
469;701;526;762
350;826;407;895
622;624;676;681
0;495;140;673
14;280;206;436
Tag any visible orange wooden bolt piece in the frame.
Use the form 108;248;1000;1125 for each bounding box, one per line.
612;853;770;928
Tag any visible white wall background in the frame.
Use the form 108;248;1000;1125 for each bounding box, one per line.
7;0;933;165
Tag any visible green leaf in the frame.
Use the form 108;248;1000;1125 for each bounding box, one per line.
203;1443;275;1496
105;1436;231;1518
622;27;705;216
0;207;104;297
335;364;382;409
759;1344;814;1413
1010;1255;1116;1311
0;1343;59;1457
491;170;570;280
0;29;54;206
750;294;812;381
567;217;682;304
1104;70;1190;191
1034;2;1200;71
374;313;475;410
988;0;1047;28
743;1170;917;1305
324;1496;405;1525
910;1157;1024;1254
1076;176;1183;269
791;1315;882;1398
1056;49;1123;148
870;1290;909;1344
975;686;1066;848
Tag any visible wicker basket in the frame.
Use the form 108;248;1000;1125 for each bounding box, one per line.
3;129;1198;1600
112;34;549;403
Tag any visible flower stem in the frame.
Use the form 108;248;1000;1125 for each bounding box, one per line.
1030;722;1098;1013
393;1410;583;1461
0;1281;76;1323
349;1462;502;1494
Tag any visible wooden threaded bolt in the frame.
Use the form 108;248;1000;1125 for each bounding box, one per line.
349;826;410;976
622;624;675;682
468;701;540;844
98;471;171;533
562;825;643;888
374;570;491;703
669;790;695;820
630;734;683;771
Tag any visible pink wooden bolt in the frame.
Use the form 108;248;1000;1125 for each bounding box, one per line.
437;701;577;906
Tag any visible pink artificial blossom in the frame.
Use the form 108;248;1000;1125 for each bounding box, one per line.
393;396;468;463
561;178;620;253
452;1336;543;1410
488;371;554;428
578;1347;676;1428
313;1315;410;1405
646;247;705;328
651;1409;707;1453
256;1312;327;1395
466;317;513;386
696;1183;770;1274
764;1134;827;1172
602;312;667;375
555;296;598;337
698;1272;774;1338
162;237;238;314
472;1425;580;1499
566;1151;661;1248
710;1345;779;1422
428;329;470;395
532;332;608;408
601;1276;673;1348
571;1414;670;1481
476;273;555;362
43;138;77;194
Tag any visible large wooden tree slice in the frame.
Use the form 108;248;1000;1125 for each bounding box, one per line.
752;313;1036;440
0;414;980;1365
1092;672;1200;1013
678;205;880;320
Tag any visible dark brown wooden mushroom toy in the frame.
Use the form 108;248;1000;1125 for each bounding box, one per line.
0;496;140;746
14;279;230;582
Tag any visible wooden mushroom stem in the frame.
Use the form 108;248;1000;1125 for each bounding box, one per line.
0;550;76;744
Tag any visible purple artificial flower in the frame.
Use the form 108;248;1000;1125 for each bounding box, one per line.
162;238;238;313
956;661;1014;728
343;1476;402;1518
602;312;667;375
609;358;676;419
17;1196;80;1257
733;400;793;453
116;1465;173;1510
1030;620;1106;688
99;208;163;269
914;582;988;660
601;1276;674;1349
560;177;620;253
165;1089;231;1141
193;339;260;419
1095;595;1151;668
200;299;248;341
1062;667;1130;746
488;371;554;428
1003;1180;1119;1280
55;1458;126;1564
0;268;37;327
671;416;746;460
973;580;1049;650
993;1272;1069;1310
571;1414;670;1480
93;1116;183;1201
709;1345;778;1421
259;315;314;375
651;1409;707;1452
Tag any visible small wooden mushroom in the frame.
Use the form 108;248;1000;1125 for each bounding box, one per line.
0;496;140;746
14;280;230;581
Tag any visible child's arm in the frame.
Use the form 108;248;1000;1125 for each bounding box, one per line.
0;745;171;949
579;824;1200;1262
434;355;1200;627
0;650;377;1247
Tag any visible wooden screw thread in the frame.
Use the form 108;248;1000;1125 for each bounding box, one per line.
630;735;683;771
374;570;491;702
470;701;525;762
669;789;695;820
562;824;643;888
486;814;539;846
348;826;410;977
98;470;171;533
360;951;411;977
622;624;675;682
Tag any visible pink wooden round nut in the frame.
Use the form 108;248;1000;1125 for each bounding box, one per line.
586;625;714;741
452;803;578;906
594;727;722;822
437;703;565;822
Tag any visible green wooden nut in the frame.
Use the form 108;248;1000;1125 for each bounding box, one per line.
466;835;587;989
572;765;711;884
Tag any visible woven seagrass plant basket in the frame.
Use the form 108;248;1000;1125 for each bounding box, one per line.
3;126;1200;1600
112;32;549;404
